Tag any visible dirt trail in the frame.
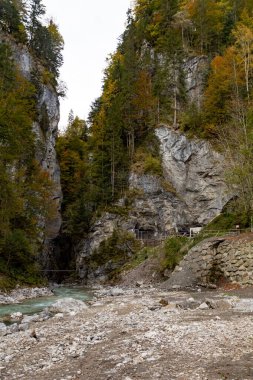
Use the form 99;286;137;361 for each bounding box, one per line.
1;286;253;380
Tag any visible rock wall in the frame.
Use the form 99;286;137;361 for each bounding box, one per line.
77;174;189;282
183;55;209;107
164;235;253;288
156;126;230;225
77;136;229;283
3;35;62;263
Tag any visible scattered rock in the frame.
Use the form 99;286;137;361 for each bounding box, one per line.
10;312;23;320
22;314;40;324
0;323;7;337
19;323;29;332
7;324;19;334
109;288;124;297
1;286;253;380
0;287;53;305
48;298;88;314
148;304;162;311
30;329;38;340
198;302;210;310
205;299;233;310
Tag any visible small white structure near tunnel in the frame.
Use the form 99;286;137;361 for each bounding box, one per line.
189;227;202;238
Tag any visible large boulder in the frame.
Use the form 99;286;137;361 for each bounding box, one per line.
48;298;88;314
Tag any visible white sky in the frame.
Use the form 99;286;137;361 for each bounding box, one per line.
42;0;132;129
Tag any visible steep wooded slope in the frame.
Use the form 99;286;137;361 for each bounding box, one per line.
0;0;63;286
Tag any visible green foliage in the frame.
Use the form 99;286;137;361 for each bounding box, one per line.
203;204;251;232
57;116;94;236
0;42;56;284
0;0;27;42
0;0;64;81
132;148;163;176
1;229;33;268
180;103;206;137
0;275;16;291
30;19;64;79
161;236;188;270
90;229;142;271
123;245;159;271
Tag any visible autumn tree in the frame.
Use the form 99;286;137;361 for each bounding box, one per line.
0;43;56;277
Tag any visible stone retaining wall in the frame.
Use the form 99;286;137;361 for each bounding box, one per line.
164;236;253;288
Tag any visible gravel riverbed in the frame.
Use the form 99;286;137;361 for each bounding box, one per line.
0;286;253;380
0;287;53;304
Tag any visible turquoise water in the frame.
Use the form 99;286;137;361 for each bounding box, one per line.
0;286;92;319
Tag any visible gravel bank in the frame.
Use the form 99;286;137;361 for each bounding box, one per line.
0;287;53;305
0;286;253;380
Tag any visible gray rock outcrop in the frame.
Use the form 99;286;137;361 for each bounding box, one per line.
156;126;230;225
183;55;209;107
77;127;230;282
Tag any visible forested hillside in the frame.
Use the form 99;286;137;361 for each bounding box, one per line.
59;0;253;244
2;0;253;286
0;0;63;287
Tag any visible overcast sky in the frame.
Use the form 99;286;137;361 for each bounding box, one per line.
42;0;132;129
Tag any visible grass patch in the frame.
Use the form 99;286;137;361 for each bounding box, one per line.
131;147;163;176
90;229;142;271
160;236;189;271
104;204;130;216
204;211;250;232
123;246;159;271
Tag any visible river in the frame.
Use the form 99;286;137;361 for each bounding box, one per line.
0;286;92;320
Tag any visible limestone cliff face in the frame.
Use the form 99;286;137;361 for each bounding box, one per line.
76;175;188;282
77;127;230;282
183;55;208;108
9;40;62;251
156;126;230;225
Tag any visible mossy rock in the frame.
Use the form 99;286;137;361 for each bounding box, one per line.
90;229;142;271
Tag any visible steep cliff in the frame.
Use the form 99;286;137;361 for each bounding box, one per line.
12;42;62;239
156;126;230;225
0;30;62;280
77;126;230;283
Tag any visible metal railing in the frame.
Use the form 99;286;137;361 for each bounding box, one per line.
133;227;253;246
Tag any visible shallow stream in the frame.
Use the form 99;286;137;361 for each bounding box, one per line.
0;286;92;319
